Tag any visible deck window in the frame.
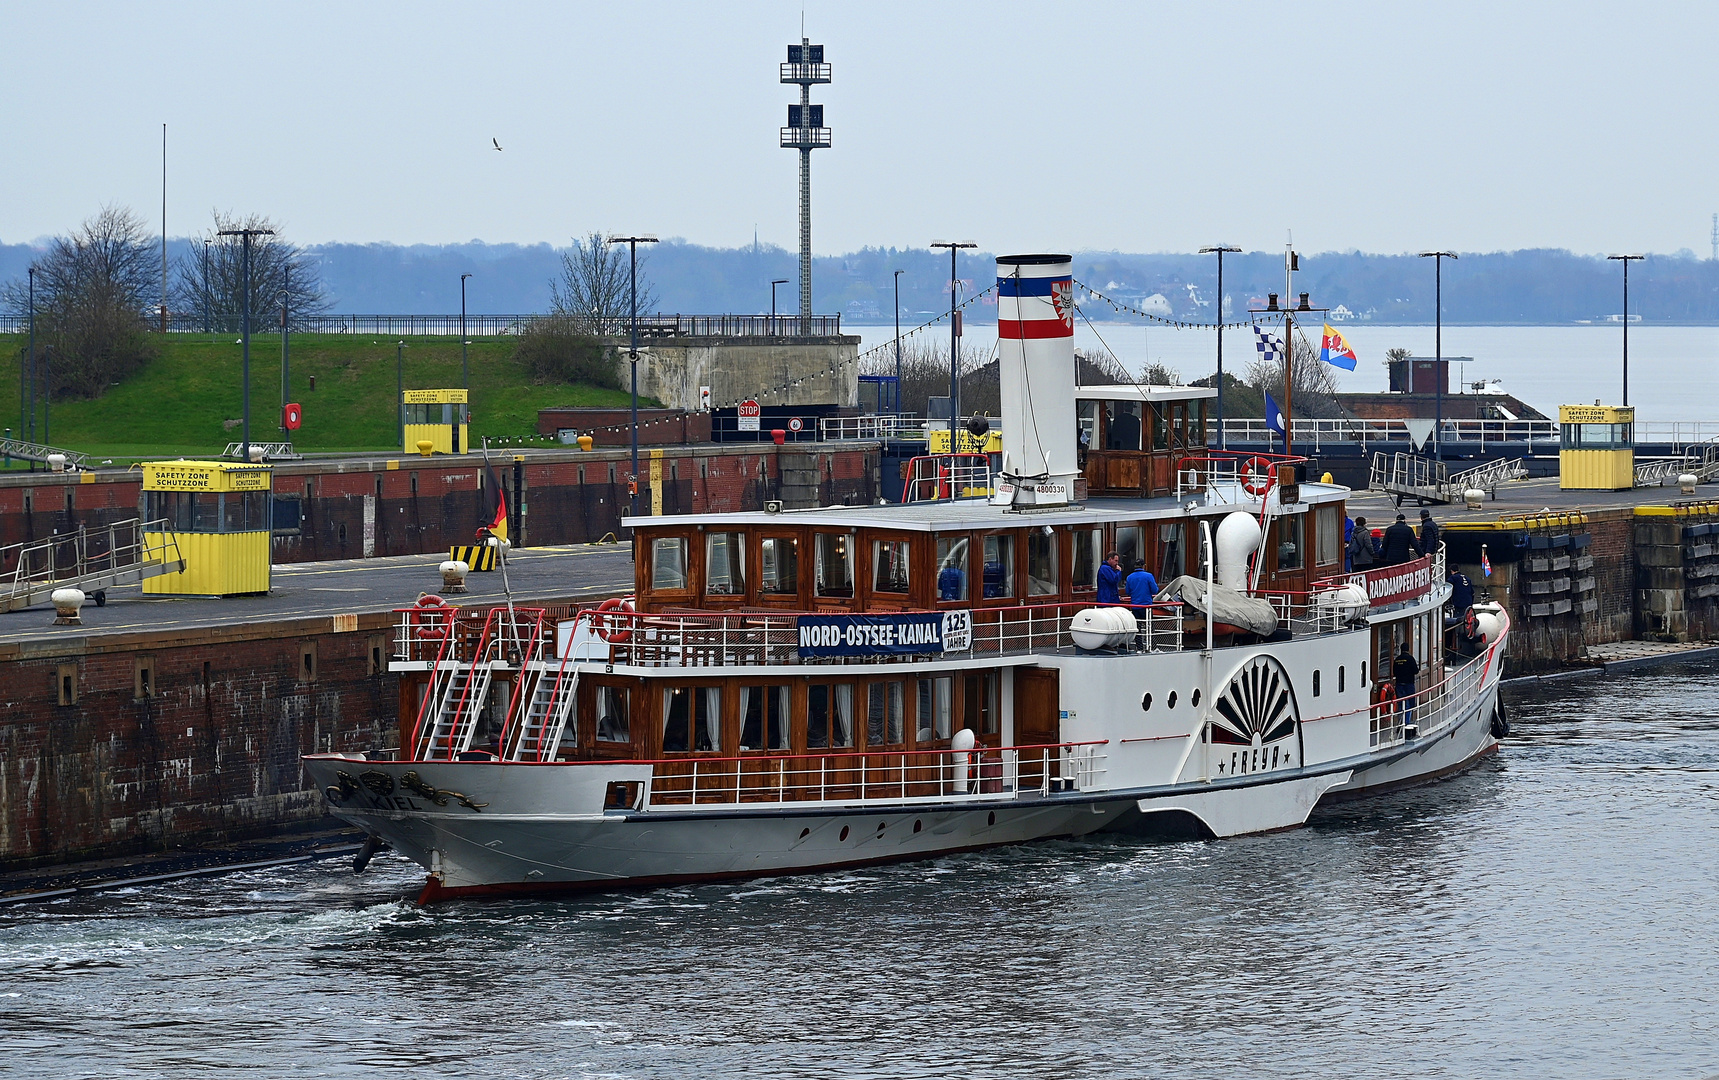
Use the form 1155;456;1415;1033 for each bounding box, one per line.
936;536;969;601
1072;528;1101;591
917;676;953;742
651;537;688;590
1159;522;1184;582
872;539;911;594
1315;505;1341;566
807;683;855;749
1105;401;1143;451
739;685;790;751
964;671;1000;735
596;685;631;744
706;532;746;596
663;686;721;753
982;534;1016;599
815;532;856;598
1115;526;1143;578
867;680;906;745
1274;515;1304;571
1027;529;1058;596
760;535;799;594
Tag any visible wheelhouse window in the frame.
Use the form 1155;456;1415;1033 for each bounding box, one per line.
867;680;906;745
872;539;911;594
807;683;855;749
1149;401;1169;450
760;535;799;594
662;686;721;753
917;676;953;742
739;685;789;751
595;685;631;744
706;532;746;596
982;534;1016;599
1104;401;1143;450
1072;527;1101;592
1315;505;1341;566
1274;515;1304;571
1026;529;1058;596
651;537;688;590
814;532;856;598
936;536;969;601
1077;400;1098;460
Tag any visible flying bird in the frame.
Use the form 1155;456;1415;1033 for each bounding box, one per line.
492;138;502;151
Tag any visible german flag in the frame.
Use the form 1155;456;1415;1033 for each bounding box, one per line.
480;461;508;544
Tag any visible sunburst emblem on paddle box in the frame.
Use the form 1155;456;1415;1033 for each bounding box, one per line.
1210;654;1300;746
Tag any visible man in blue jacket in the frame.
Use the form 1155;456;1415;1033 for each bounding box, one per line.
1125;562;1159;615
1097;551;1124;604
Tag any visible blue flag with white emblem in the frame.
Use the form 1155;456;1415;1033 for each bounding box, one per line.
1265;391;1286;436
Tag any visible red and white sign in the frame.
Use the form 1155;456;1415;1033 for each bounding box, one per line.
1360;555;1434;608
787;417;804;433
737;399;761;432
282;402;303;431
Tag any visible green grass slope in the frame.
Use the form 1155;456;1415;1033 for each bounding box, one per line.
0;333;643;462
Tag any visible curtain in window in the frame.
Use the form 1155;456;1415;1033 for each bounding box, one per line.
833;684;854;747
738;685;754;749
702;686;722;752
771;686;790;749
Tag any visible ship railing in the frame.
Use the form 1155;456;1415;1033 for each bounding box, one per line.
582;600;1185;668
640;740;1109;809
902;453;993;502
1368;622;1503;748
1174;451;1309;502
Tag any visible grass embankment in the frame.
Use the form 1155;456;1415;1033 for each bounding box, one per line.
0;333;643;463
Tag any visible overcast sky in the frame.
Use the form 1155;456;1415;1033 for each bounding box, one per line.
7;1;1717;257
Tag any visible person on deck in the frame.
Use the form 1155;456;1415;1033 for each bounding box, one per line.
1419;509;1442;561
1125;562;1159;616
1394;641;1421;735
1348;516;1378;571
1379;514;1420;566
1097;551;1124;605
1344;515;1356;571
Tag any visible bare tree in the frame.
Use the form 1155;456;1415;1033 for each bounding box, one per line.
172;211;328;332
860;337;996;416
550;232;657;335
2;205;161;399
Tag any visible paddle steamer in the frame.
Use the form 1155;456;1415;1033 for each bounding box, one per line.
303;254;1509;901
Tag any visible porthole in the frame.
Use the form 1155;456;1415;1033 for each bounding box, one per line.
1142;693;1153;712
1339;666;1346;693
987;811;996;826
1313;670;1322;697
1167;690;1178;708
876;821;886;833
913;819;922;833
1191;688;1201;707
839;825;850;841
799;827;810;839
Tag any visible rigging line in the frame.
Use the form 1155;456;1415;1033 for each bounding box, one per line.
1075;280;1282;331
1072;301;1154;403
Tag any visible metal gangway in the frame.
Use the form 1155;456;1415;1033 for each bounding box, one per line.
0;518;186;612
1369;452;1526;506
1634;439;1719;488
0;435;88;471
223;441;301;461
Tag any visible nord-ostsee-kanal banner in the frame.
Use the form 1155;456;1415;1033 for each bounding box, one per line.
795;611;972;657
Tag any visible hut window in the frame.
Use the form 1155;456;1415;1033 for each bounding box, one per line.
807;683;855;749
981;534;1015;599
1072;528;1101;591
867;680;906;745
760;535;799;594
662;686;720;753
739;685;790;751
936;536;969;601
596;685;631;743
872;539;910;594
706;532;746;596
650;536;688;590
1027;529;1058;596
814;532;855;598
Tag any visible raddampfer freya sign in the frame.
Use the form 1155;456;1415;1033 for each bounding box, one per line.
1361;555;1434;607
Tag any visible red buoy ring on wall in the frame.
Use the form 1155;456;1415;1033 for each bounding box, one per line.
283;402;303;430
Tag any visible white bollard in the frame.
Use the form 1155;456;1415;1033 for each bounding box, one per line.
51;587;86;625
1464;488;1485;509
1679;473;1697;495
440;559;470;594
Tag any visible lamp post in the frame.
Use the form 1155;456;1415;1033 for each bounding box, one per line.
1419;250;1457;459
41;345;51;446
930;241;976;445
460;273;472;389
770;279;788;335
1199;245;1240;450
1608;254;1644;405
280;262;290;431
202;239;212;335
892;268;904;414
396;340;405;447
25;266;34;443
217;226;274;463
608;234;659;518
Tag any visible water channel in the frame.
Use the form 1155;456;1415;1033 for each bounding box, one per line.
3;662;1716;1078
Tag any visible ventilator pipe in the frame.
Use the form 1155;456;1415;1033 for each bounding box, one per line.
951;727;976;792
1214;511;1262;589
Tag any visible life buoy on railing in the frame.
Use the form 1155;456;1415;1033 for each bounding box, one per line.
591;596;635;644
1374;682;1397;716
411;593;451;640
1239;456;1275;496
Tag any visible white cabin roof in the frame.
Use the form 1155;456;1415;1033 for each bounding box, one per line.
1074;383;1218;403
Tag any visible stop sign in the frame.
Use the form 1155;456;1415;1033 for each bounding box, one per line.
738;398;762;432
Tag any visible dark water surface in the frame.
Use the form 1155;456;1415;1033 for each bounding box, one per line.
4;664;1717;1079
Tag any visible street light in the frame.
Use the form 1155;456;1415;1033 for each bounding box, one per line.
460;273;473;390
608;234;659;518
930;241;976;445
1608;254;1645;405
892;269;904;414
1419;250;1457;459
217;226;275;463
1199;245;1240;450
770;279;788;333
25;265;34;444
202;239;212;336
396;340;406;447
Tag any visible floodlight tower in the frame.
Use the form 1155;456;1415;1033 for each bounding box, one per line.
780;37;830;334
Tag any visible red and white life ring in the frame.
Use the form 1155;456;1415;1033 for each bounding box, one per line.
1239;456;1276;496
591;596;635;644
411;593;451;640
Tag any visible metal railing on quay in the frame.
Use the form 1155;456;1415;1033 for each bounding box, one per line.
1219;417;1560;449
819;414;932;441
642;740;1108;808
141;312;846;339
